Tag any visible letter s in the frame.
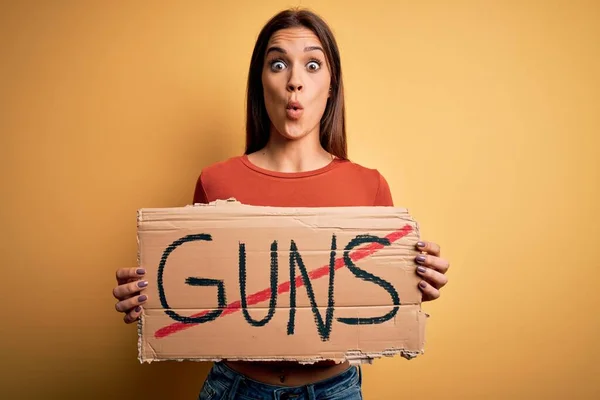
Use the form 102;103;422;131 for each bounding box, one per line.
337;234;400;325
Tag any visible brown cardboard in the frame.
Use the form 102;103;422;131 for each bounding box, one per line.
137;199;427;364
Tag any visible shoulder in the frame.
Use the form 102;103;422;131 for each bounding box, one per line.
339;159;382;176
197;155;249;188
337;159;394;206
200;155;245;180
193;155;245;203
338;159;390;187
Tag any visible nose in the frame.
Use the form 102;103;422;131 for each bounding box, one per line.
287;81;303;92
287;67;303;92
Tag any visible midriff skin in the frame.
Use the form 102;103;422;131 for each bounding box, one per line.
224;360;351;386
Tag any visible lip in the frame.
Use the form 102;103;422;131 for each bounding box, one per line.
286;100;304;110
286;100;304;120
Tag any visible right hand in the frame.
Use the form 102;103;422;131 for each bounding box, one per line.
113;267;148;324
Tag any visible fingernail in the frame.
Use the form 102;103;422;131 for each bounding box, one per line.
417;242;425;248
416;255;426;263
136;268;145;275
137;280;148;288
138;295;147;302
135;306;141;312
419;281;427;288
417;266;426;273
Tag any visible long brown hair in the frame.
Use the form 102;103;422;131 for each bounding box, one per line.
244;8;347;159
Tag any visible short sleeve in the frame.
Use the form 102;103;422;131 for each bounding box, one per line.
374;172;394;206
193;173;209;204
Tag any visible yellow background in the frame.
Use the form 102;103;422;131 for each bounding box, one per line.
1;1;598;399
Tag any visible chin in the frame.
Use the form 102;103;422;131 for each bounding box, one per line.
282;126;310;140
271;120;314;141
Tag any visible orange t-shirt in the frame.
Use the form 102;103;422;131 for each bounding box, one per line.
193;155;394;207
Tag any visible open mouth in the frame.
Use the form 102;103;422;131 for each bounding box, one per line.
286;101;303;111
286;101;304;119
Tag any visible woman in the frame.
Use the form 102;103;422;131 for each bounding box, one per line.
113;8;449;399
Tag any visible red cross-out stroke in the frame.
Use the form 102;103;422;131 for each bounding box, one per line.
154;224;414;339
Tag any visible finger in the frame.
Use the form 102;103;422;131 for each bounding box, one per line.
416;266;448;289
416;241;440;257
415;254;450;274
418;280;440;302
116;267;146;285
113;279;148;300
124;305;143;324
115;294;148;313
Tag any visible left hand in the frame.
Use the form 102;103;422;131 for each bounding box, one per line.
414;241;449;301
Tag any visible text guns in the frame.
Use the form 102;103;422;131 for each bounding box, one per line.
156;232;404;341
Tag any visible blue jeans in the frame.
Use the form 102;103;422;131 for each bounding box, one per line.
198;361;363;400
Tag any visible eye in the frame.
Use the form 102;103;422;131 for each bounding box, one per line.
270;60;286;72
307;60;322;72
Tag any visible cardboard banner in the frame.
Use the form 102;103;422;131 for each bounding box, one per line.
136;199;427;364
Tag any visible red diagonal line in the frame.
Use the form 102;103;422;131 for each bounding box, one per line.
154;225;413;339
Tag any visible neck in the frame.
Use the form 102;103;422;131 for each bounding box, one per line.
251;127;333;173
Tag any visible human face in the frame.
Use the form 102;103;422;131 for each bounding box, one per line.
262;27;331;142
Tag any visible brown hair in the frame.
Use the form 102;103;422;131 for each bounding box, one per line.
244;8;347;159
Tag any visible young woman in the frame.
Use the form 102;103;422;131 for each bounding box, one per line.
113;8;450;399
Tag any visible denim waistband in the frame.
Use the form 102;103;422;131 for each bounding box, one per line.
211;360;361;396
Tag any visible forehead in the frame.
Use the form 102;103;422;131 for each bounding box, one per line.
267;27;323;49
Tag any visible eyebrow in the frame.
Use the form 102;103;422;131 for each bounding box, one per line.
266;45;325;55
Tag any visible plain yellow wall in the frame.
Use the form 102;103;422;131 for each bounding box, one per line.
1;1;599;399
